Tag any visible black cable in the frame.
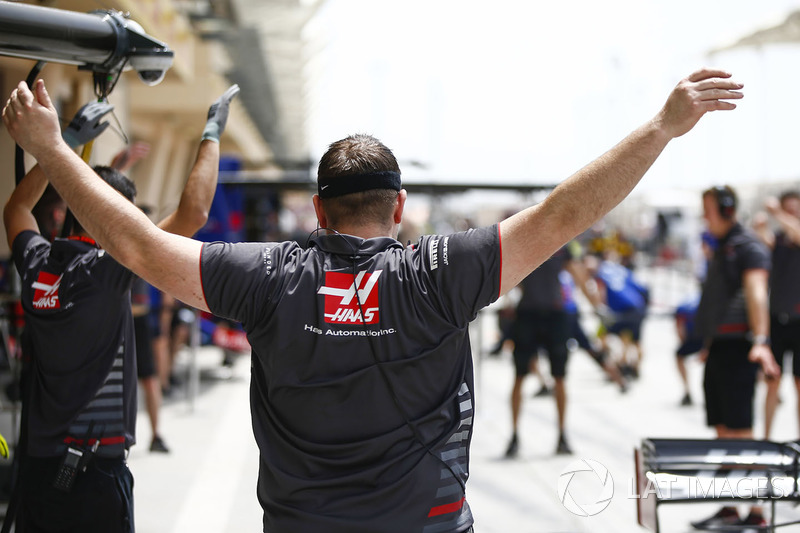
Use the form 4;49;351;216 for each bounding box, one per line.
60;212;76;240
309;228;467;494
14;61;47;186
93;60;127;100
55;109;127;145
4;59;47;533
107;107;129;145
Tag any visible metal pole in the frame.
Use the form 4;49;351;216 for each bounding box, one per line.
0;1;120;68
0;0;173;83
188;309;201;412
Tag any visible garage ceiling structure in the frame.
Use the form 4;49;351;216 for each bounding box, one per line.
181;0;322;171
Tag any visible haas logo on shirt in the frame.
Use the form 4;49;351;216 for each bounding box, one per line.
32;271;63;310
318;270;382;324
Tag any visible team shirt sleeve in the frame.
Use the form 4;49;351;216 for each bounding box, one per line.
201;241;288;325
738;238;771;273
11;230;47;276
414;224;501;327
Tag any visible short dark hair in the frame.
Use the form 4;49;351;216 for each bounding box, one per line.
702;185;737;220
779;190;800;204
71;166;137;235
317;134;400;228
93;166;137;202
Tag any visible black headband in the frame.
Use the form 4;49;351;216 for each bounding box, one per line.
318;171;401;199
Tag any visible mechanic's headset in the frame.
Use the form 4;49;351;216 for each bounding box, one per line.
713;185;737;220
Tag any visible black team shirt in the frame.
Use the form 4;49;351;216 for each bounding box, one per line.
13;231;136;458
770;231;800;319
516;245;575;312
201;226;501;533
696;223;770;342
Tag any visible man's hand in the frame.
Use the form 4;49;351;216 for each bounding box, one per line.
764;197;781;217
655;68;744;139
62;100;114;149
201;84;241;143
111;141;151;173
3;80;64;159
750;343;780;379
752;211;769;231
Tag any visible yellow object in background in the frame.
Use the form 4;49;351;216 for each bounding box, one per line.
81;139;94;163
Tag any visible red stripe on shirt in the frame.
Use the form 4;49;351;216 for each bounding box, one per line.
199;243;210;311
497;224;503;301
428;497;465;517
64;436;125;446
717;323;748;334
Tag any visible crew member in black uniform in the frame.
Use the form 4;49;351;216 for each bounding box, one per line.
3;85;239;532
504;243;602;457
753;190;800;440
8;164;139;533
132;273;170;452
690;185;779;531
4;68;744;532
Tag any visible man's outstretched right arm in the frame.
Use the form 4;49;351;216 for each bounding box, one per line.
3;80;209;311
498;68;743;295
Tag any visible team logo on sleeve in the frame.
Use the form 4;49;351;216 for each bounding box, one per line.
318;270;382;324
428;236;449;271
32;272;63;310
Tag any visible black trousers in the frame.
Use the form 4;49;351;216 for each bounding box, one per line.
20;455;134;533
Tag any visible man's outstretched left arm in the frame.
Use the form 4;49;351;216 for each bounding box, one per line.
498;68;743;295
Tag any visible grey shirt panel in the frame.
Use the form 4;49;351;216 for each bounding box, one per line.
201;225;500;533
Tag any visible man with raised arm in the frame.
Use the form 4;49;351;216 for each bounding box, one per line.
753;191;800;441
4;69;741;533
2;85;238;533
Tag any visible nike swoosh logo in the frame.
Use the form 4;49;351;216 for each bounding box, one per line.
321;185;329;190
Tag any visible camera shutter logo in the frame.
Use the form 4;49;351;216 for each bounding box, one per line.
557;459;614;517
